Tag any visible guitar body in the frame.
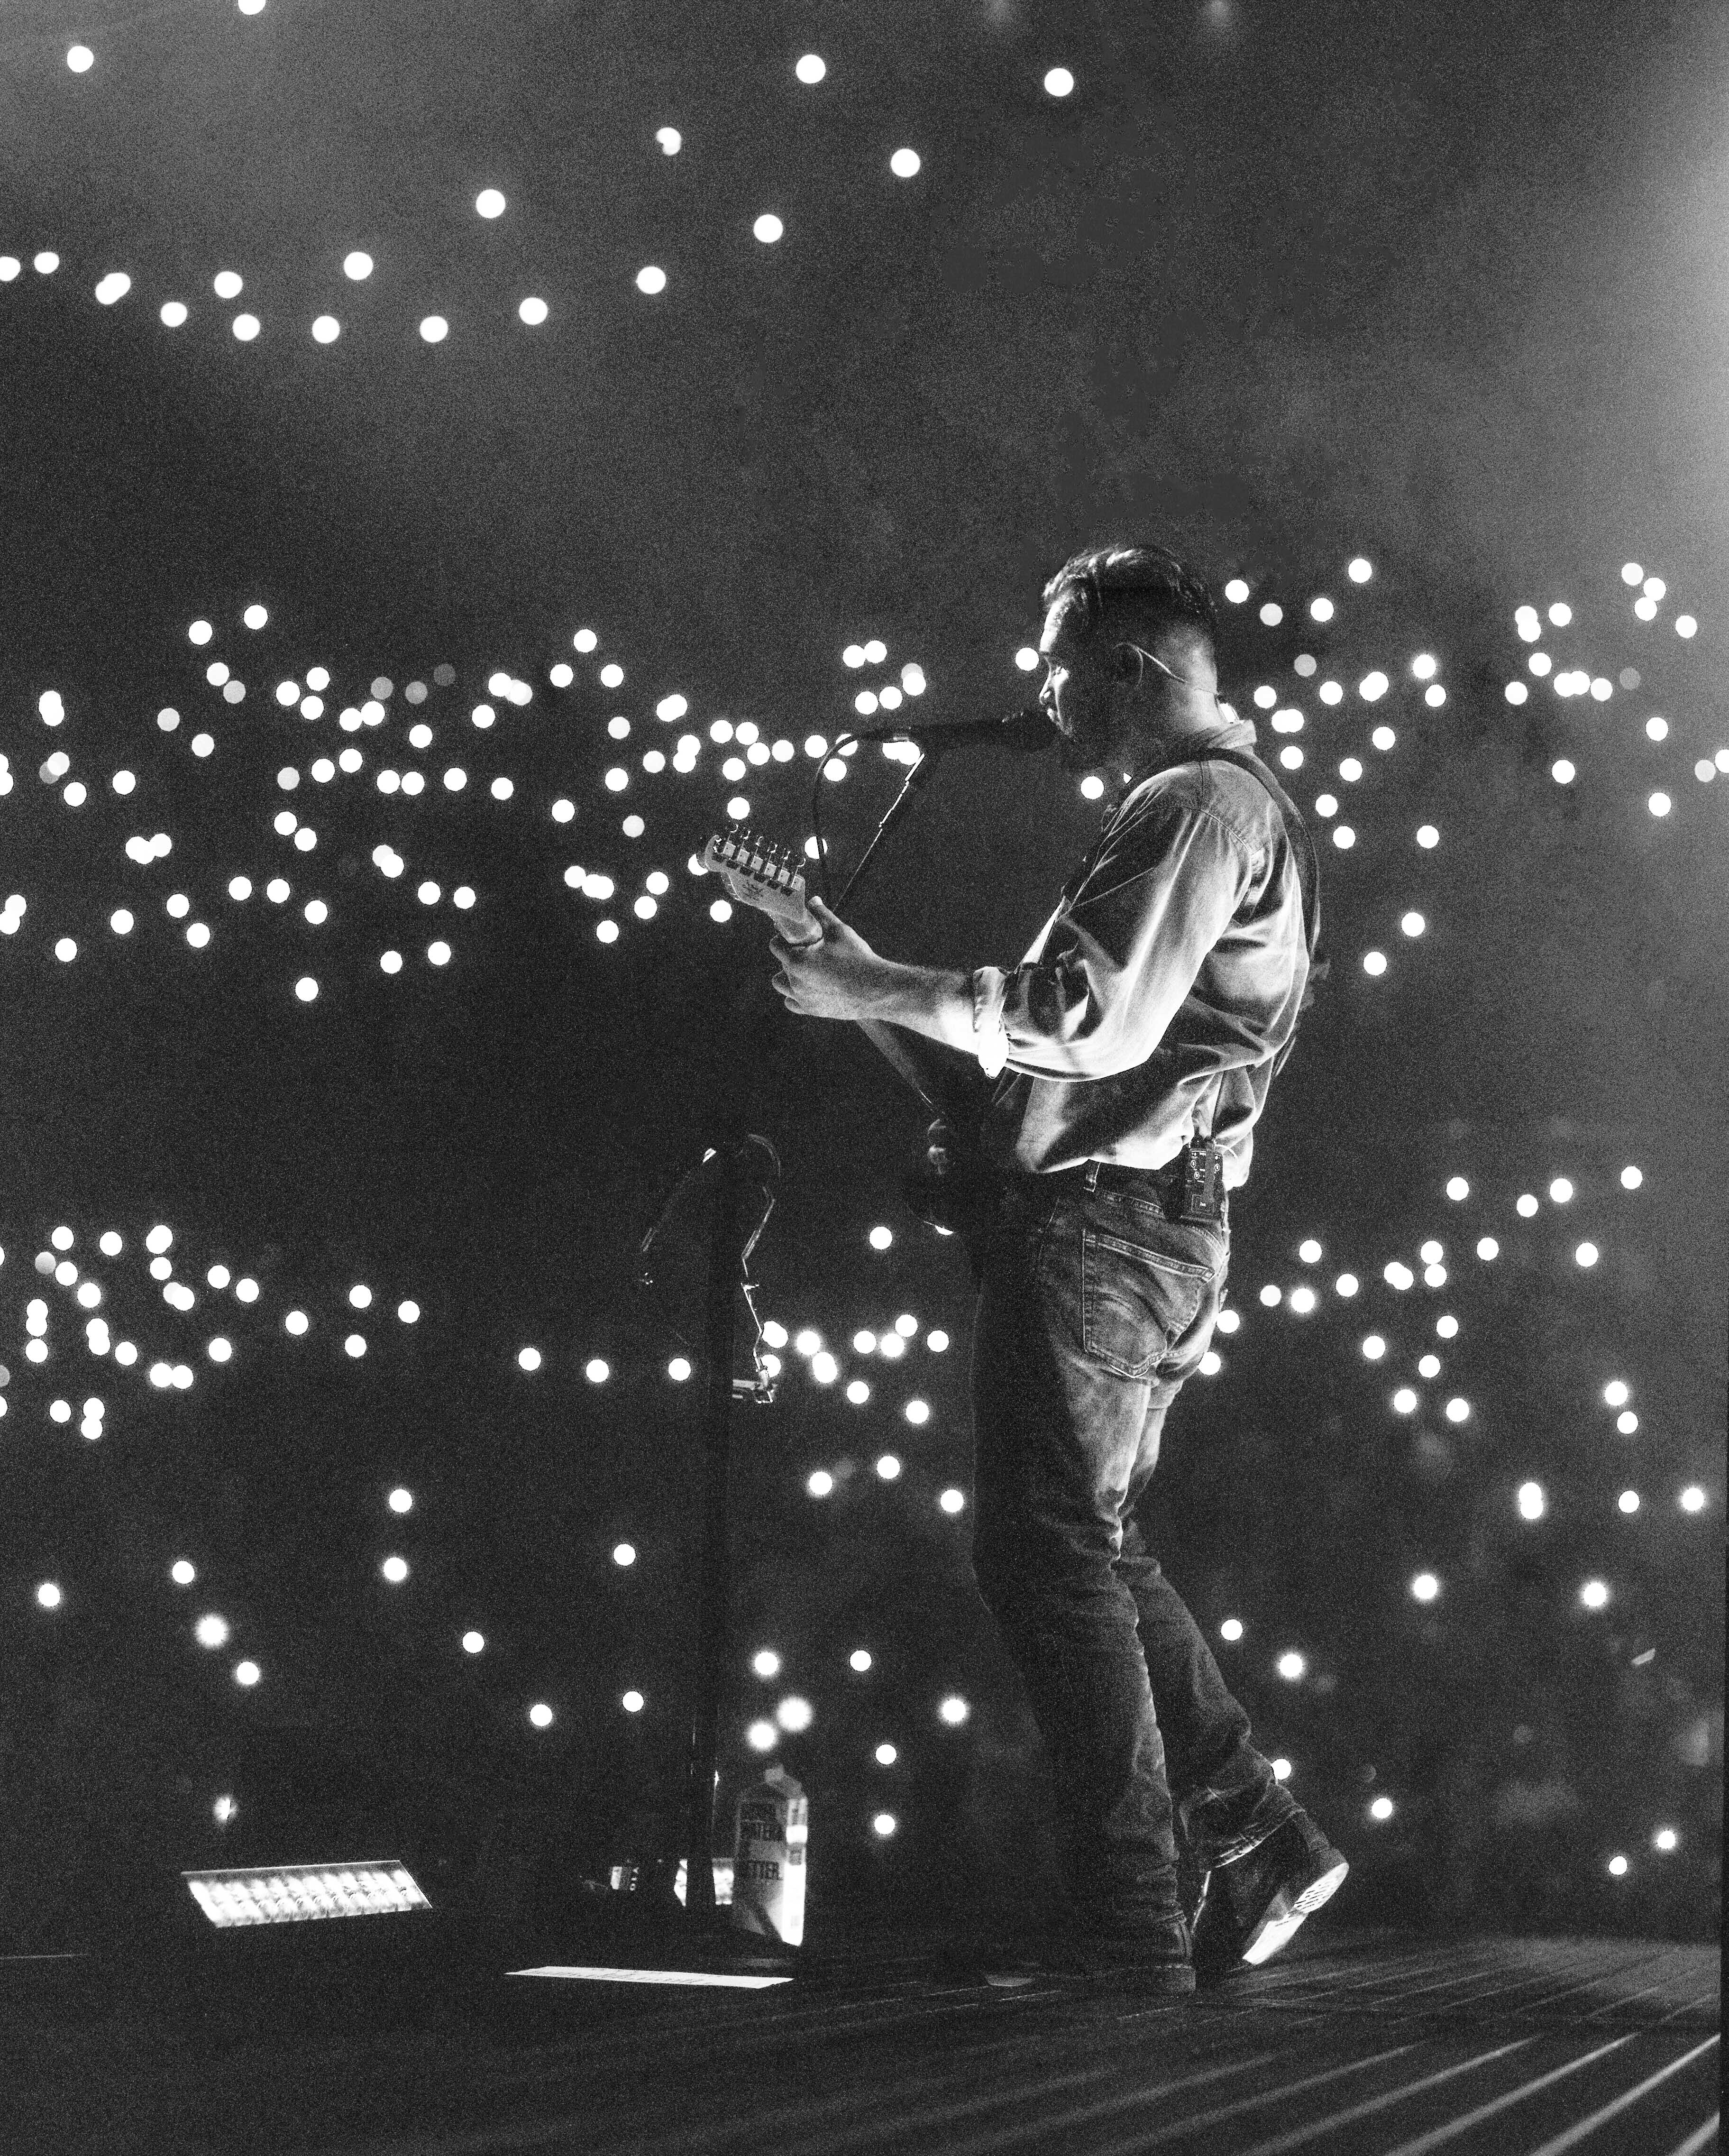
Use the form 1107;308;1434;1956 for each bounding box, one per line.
704;826;1002;1260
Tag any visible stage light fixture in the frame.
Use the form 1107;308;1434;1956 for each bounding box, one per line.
185;1862;433;1928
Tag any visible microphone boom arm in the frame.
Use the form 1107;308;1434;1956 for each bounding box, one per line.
836;743;938;913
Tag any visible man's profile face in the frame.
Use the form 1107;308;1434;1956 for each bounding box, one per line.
1038;595;1118;773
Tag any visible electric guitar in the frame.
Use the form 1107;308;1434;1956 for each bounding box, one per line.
704;825;1001;1253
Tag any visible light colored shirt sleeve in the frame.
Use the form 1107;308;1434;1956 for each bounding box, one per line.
987;798;1251;1082
970;964;1012;1077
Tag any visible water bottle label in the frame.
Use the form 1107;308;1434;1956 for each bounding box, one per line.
731;1776;807;1946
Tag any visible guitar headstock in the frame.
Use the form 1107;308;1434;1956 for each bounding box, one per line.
702;826;819;943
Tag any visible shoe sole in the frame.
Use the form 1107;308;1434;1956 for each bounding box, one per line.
932;1954;1194;1997
1014;1967;1195;1999
1239;1855;1349;1966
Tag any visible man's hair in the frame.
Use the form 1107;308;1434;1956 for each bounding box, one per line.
1040;542;1218;673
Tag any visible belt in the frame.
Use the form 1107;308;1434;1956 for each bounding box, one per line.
1051;1154;1188;1198
1001;1153;1188;1206
1004;1147;1229;1227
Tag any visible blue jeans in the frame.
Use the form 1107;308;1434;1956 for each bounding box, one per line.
969;1167;1297;1932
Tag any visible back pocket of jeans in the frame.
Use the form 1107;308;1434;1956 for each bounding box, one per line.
1080;1229;1210;1380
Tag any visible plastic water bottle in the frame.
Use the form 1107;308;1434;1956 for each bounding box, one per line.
729;1764;807;1946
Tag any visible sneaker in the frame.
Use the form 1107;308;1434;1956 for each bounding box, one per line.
1191;1812;1348;1982
933;1911;1194;1997
1050;1911;1196;1996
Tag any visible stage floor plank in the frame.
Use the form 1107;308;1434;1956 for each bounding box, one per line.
0;1927;1717;2156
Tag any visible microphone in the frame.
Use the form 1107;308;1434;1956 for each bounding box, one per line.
636;1134;781;1283
852;702;1053;756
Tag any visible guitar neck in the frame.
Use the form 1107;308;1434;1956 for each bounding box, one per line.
704;823;991;1129
854;1017;943;1117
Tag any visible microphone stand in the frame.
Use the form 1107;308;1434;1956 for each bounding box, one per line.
556;741;961;1981
572;1136;796;1977
680;1137;773;1949
835;743;939;911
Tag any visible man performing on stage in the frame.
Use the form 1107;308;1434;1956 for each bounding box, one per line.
768;541;1349;1993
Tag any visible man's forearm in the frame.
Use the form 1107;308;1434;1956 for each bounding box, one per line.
862;960;979;1055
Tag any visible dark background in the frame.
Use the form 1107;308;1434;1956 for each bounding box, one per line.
0;0;1721;1945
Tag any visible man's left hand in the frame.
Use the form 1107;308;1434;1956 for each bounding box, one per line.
771;897;888;1021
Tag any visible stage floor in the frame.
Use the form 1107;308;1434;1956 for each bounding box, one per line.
2;1924;1718;2156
